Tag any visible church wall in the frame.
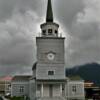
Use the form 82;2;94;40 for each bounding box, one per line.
36;38;65;64
36;64;65;80
36;38;65;80
11;82;29;97
66;81;85;100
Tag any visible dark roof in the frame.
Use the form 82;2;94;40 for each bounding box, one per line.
68;75;83;81
46;0;53;22
12;76;31;81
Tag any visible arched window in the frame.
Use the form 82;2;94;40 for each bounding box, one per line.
48;29;52;35
42;30;46;35
55;30;58;34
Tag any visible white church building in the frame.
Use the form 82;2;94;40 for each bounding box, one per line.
11;0;85;100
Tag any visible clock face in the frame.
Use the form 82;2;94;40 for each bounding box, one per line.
47;53;55;60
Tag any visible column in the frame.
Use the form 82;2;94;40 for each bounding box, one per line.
60;84;62;96
41;84;43;97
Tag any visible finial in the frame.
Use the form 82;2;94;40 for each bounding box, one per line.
46;0;53;22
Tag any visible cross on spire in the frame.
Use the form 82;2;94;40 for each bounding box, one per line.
46;0;53;22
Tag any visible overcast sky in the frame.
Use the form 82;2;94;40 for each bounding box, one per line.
0;0;100;75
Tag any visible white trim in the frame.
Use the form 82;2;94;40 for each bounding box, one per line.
12;82;29;85
41;84;43;97
60;84;62;96
68;81;84;83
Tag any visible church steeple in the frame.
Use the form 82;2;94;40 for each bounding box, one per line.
46;0;53;22
40;0;59;37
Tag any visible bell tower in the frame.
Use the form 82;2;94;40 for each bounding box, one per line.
41;0;59;37
35;0;66;98
36;0;65;80
30;1;85;100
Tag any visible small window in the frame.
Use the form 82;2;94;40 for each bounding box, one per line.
42;30;46;33
7;84;11;90
19;86;24;93
48;71;54;75
48;29;52;34
72;86;77;92
55;30;58;34
42;30;46;35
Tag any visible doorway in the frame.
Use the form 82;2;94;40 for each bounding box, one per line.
49;85;53;97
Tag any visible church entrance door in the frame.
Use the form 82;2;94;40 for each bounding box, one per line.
49;85;53;97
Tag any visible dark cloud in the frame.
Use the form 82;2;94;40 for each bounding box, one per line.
52;0;100;67
0;0;100;75
54;0;84;28
0;1;41;75
0;0;45;21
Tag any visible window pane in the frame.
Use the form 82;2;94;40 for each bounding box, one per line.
42;30;46;35
19;86;24;93
48;29;52;34
72;86;77;92
55;30;58;33
42;30;46;33
48;71;54;75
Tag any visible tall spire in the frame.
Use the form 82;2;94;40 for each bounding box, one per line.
46;0;53;22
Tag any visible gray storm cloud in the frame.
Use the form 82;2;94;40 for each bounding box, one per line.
0;0;45;75
60;0;100;66
0;0;100;75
